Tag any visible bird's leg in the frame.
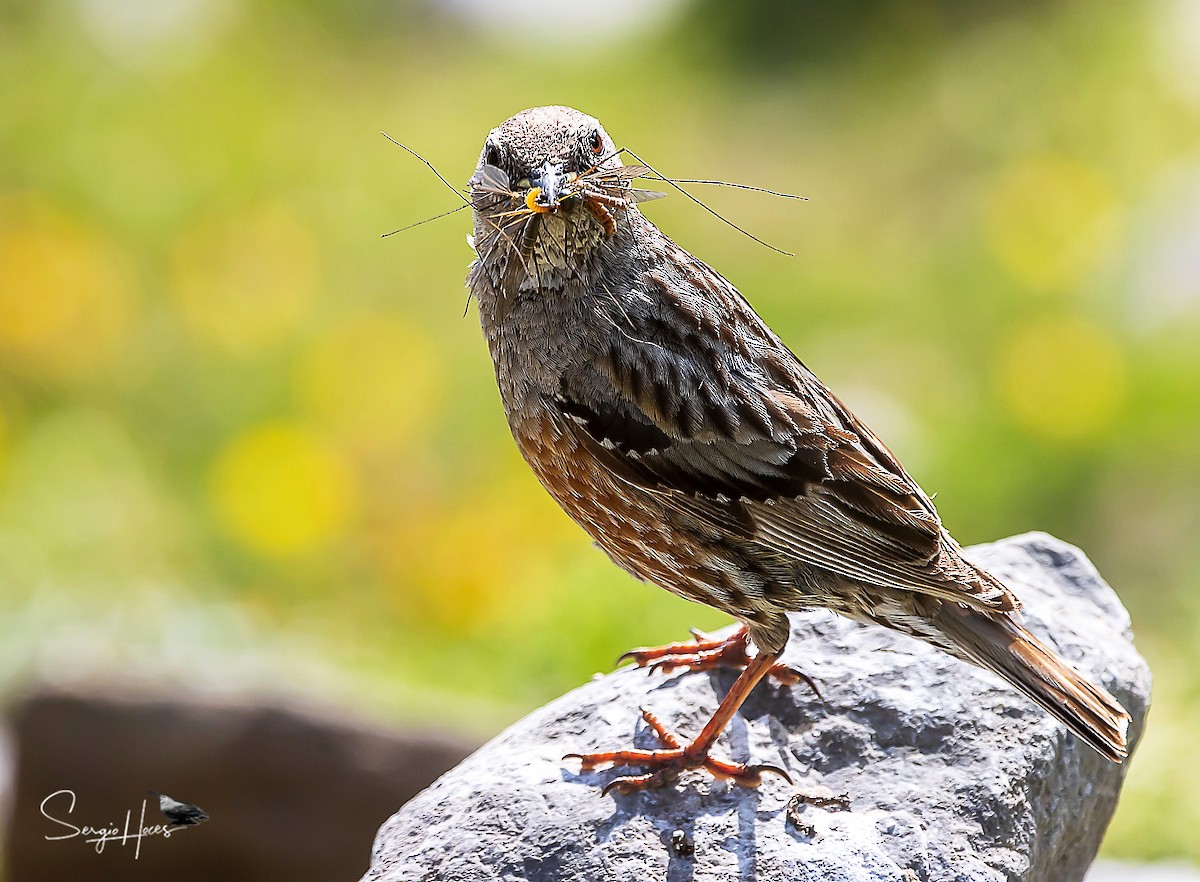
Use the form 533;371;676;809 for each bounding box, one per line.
567;649;792;795
618;625;820;697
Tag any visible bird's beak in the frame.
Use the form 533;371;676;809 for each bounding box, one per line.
530;162;567;209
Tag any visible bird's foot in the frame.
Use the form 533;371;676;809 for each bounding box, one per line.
565;708;791;796
617;625;820;697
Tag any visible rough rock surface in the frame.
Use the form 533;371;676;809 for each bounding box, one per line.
364;533;1151;882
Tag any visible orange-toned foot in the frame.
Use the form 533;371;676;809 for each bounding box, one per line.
618;625;821;698
566;708;791;796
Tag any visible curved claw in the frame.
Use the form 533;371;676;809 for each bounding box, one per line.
601;768;680;797
616;640;707;670
735;763;793;786
787;667;824;702
646;657;694;676
700;751;793;786
565;751;607;771
615;648;641;667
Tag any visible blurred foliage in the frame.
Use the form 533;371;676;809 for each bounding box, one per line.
0;0;1198;863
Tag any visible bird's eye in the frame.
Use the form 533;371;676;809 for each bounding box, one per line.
485;142;502;167
589;130;604;156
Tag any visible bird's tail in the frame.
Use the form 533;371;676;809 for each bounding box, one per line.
930;603;1130;762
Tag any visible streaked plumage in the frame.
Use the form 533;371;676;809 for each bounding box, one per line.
465;106;1130;789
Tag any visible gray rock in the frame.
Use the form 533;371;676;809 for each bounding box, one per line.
364;533;1151;882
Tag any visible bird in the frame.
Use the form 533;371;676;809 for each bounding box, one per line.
148;790;209;826
463;105;1130;795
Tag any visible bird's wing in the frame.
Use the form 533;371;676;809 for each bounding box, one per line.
553;267;1016;612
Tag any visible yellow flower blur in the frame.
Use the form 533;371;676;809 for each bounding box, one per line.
210;422;358;557
170;203;319;353
997;316;1127;442
984;155;1122;291
0;197;137;379
296;315;442;450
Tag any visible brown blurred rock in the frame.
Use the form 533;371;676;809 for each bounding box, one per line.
4;687;476;882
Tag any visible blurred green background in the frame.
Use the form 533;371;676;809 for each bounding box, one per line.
1;0;1198;863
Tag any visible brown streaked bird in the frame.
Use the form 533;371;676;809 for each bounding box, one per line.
464;105;1130;795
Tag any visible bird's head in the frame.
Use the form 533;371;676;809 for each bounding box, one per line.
468;106;643;278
